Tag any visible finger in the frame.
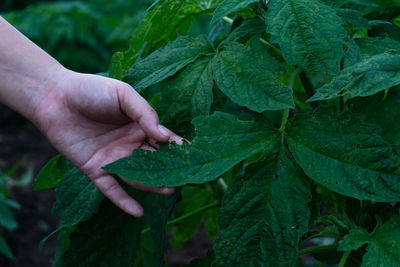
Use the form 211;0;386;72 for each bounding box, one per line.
117;84;170;142
140;144;157;151
148;126;185;146
119;176;175;195
91;174;144;217
169;135;184;145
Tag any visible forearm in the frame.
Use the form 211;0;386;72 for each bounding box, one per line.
0;16;68;121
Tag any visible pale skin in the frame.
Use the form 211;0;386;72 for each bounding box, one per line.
0;17;182;217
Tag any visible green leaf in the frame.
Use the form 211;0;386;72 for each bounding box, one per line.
156;57;214;131
335;8;369;31
369;20;400;41
212;39;294;112
126;35;214;91
348;88;400;155
60;186;178;267
287;109;400;202
338;227;370;251
355;37;400;56
53;167;103;226
108;0;220;80
342;0;380;12
214;148;311;266
0;233;15;262
366;3;400;20
211;0;258;24
0;194;19;231
223;18;266;42
339;216;400;267
104;112;278;187
149;191;181;267
34;155;72;190
60;190;151;266
266;0;346;74
308;54;400;101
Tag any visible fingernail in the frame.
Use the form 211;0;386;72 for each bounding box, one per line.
127;206;143;218
161;187;175;195
158;125;170;136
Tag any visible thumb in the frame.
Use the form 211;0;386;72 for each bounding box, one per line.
118;84;170;142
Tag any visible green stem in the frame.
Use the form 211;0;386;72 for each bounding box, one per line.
141;201;220;235
289;68;302;89
299;71;314;99
259;37;283;58
299;71;317;108
279;109;290;144
222;16;234;24
298;244;338;255
338;251;351;267
217;178;228;193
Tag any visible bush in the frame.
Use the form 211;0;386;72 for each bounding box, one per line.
37;0;400;266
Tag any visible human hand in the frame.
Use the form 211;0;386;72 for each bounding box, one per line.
32;70;182;217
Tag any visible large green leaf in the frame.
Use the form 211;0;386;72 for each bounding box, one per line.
355;37;400;56
104;112;278;187
211;0;258;24
335;8;369;32
156;57;214;131
348;88;400;156
108;0;221;80
126;35;214;91
53;167;103;226
339;216;400;267
214;148;311;266
60;187;179;267
60;190;150;266
287;109;400;201
308;53;400;101
266;0;346;74
149;191;181;267
212;39;294;112
223;18;266;42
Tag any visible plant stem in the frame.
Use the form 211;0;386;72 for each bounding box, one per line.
298;244;338;255
299;71;314;99
222;16;234;24
289;68;302;89
141;201;220;235
338;251;351;267
279;109;290;144
217;178;228;193
259;37;283;58
299;71;317;108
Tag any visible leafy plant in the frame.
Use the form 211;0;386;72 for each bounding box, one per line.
1;0;154;73
0;170;20;262
36;0;400;266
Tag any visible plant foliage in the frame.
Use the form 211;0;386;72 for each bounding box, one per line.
35;0;400;266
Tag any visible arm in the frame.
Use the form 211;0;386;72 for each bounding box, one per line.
0;17;180;217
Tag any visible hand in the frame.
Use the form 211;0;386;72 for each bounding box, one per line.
33;70;182;217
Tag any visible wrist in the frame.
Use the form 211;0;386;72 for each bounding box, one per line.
30;67;76;129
